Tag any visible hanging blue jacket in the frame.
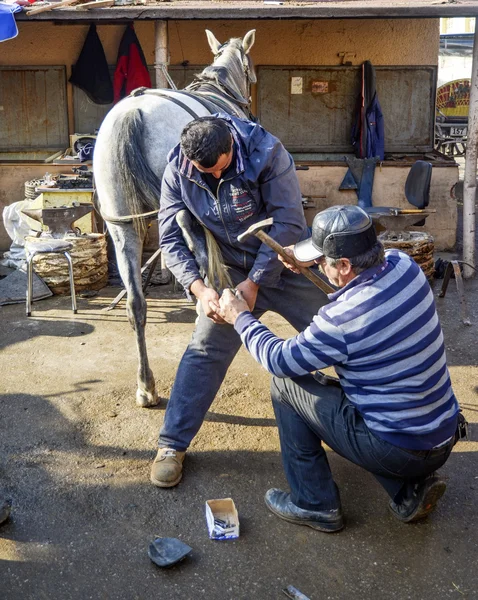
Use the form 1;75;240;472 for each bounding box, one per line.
351;61;385;160
159;115;308;292
364;93;385;160
0;3;20;43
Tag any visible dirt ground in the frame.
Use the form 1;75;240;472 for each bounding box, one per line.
0;255;477;599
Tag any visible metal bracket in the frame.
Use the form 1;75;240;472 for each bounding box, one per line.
283;585;311;600
154;62;178;90
438;260;471;326
103;248;162;312
338;52;356;66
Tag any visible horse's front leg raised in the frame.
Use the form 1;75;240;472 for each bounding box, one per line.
109;224;159;407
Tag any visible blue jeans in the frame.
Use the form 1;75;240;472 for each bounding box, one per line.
271;374;456;511
159;266;328;451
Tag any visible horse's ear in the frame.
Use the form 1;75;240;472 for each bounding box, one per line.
242;30;256;54
206;30;222;55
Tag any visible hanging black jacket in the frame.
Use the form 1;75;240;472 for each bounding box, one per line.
351;61;385;160
69;24;113;105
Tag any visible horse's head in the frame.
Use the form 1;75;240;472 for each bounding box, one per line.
205;30;257;104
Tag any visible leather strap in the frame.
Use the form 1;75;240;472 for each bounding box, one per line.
129;87;201;120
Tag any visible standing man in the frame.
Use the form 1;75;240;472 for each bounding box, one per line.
152;115;329;487
218;205;460;532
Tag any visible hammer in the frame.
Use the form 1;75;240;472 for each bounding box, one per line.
237;218;334;295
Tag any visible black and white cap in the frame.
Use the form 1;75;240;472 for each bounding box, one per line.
294;205;377;262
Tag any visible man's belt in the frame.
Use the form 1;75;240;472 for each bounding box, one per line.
403;412;469;458
402;443;453;459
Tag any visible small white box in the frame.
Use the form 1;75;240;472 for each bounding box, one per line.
205;498;239;540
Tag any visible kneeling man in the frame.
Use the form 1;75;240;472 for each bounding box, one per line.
217;205;460;533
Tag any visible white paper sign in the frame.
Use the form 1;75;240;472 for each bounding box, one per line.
291;77;303;95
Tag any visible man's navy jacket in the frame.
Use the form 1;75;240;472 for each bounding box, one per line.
351;61;385;161
159;115;308;292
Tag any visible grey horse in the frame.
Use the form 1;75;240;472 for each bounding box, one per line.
93;30;256;407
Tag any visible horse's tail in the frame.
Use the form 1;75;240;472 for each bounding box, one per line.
203;227;233;292
113;108;161;238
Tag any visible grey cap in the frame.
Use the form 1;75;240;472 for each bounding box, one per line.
294;205;377;262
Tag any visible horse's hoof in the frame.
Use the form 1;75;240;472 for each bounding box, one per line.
136;389;160;408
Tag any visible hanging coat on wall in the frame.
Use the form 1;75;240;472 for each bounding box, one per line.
69;24;113;105
113;24;152;104
0;3;21;44
351;61;385;160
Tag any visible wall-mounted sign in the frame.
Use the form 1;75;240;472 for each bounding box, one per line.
291;77;303;95
312;81;329;94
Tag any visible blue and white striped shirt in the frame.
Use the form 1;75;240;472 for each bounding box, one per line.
235;250;459;450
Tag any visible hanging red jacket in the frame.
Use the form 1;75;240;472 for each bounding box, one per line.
113;24;152;104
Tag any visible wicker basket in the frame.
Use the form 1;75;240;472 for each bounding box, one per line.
379;232;435;281
24;179;45;201
25;233;108;295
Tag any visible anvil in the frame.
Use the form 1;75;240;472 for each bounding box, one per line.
22;204;94;237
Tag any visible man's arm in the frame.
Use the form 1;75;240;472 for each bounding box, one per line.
235;278;259;311
159;164;226;324
235;244;313;311
159;163;202;292
248;139;307;288
218;290;347;377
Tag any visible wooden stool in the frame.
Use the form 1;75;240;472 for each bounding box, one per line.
25;238;77;317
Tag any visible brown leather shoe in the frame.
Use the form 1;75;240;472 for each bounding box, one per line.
150;448;185;488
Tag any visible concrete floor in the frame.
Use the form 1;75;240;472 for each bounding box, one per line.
0;263;477;599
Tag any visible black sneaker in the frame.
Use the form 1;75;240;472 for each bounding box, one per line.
389;476;446;523
264;488;344;533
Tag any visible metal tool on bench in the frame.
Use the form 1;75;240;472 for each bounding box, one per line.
21;204;94;317
340;158;436;237
237;218;334;295
22;203;94;237
364;161;435;237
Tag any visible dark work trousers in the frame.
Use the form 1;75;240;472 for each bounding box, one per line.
159;265;329;451
271;374;456;511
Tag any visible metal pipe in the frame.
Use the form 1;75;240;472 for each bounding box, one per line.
154;20;169;90
154;20;173;282
26;252;33;317
462;26;478;279
64;252;77;314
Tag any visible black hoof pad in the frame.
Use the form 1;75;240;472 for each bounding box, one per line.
148;537;192;568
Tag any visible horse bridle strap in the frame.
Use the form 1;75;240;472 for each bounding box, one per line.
172;89;218;115
179;87;245;119
129;87;201;120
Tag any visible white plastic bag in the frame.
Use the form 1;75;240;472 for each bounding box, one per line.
1;200;42;267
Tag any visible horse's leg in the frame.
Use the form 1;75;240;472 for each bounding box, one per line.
176;209;209;277
108;223;159;407
176;209;232;291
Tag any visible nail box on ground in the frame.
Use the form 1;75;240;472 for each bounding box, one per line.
205;498;239;540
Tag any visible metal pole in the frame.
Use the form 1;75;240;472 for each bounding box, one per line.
154;20;172;282
462;26;478;279
154;20;168;90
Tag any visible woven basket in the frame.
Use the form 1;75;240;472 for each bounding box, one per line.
380;232;435;281
24;179;44;201
25;233;108;295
